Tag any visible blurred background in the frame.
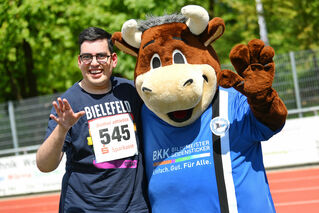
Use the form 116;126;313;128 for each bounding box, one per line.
1;0;319;101
0;0;319;212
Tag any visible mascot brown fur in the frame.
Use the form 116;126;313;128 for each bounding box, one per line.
112;5;287;213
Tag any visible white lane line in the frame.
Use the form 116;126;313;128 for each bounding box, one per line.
269;175;319;183
276;199;319;207
271;186;319;193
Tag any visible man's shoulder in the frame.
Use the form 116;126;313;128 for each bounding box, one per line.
62;82;81;96
112;76;134;87
58;82;86;106
112;76;137;96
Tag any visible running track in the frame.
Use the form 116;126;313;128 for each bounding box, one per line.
267;165;319;213
0;166;318;212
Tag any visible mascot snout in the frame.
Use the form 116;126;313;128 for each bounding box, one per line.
136;64;217;126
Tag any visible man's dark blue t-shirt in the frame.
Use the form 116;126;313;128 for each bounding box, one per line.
45;77;149;213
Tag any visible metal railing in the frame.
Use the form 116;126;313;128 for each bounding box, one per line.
1;49;319;157
0;93;61;157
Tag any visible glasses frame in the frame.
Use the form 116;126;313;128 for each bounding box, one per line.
79;53;112;65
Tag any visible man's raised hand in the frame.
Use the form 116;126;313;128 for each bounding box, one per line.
50;97;85;131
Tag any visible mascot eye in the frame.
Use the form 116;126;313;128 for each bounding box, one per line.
151;54;161;69
173;50;187;64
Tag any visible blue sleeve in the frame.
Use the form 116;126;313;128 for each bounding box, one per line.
248;110;281;142
227;88;281;144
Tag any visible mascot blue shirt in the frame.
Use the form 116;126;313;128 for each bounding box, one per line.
142;87;277;213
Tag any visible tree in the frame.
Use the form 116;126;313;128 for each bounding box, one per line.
0;0;318;102
262;0;319;52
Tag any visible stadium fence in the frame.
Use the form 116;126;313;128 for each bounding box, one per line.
0;49;319;157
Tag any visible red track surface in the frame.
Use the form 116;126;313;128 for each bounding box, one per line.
0;166;318;212
0;193;60;213
267;166;319;213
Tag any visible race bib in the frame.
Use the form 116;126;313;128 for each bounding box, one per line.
89;113;138;163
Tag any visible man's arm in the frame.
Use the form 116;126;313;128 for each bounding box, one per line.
36;98;85;172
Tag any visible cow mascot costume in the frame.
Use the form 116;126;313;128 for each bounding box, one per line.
112;5;287;213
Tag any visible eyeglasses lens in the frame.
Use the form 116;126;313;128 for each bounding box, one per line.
81;54;110;64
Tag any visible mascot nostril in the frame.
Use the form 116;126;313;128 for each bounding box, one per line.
183;79;193;87
142;87;152;93
112;4;287;212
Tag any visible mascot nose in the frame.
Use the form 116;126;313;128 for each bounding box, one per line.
183;79;194;87
142;87;152;93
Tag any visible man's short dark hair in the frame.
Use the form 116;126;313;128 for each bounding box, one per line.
78;27;114;53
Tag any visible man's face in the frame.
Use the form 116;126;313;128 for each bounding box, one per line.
78;39;117;91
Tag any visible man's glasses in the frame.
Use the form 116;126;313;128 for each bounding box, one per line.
80;53;111;64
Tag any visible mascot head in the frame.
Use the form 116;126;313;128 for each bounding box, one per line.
112;5;225;127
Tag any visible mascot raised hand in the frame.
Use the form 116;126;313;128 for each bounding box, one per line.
112;5;287;213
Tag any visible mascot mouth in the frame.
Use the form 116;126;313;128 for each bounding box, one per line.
167;108;193;123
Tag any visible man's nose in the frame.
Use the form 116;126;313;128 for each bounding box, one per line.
91;56;99;65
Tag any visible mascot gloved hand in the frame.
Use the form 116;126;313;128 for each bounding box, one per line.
218;39;287;131
112;4;287;213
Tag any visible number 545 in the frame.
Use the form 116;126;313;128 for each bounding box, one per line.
99;124;131;144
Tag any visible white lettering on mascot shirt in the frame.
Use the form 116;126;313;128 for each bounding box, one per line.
89;113;138;163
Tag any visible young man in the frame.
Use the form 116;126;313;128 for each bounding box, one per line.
36;27;149;213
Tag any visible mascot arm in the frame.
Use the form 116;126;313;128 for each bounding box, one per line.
218;39;287;131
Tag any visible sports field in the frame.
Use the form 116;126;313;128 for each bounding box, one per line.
268;165;319;212
0;165;318;212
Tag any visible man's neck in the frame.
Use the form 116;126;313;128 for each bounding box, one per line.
79;80;111;94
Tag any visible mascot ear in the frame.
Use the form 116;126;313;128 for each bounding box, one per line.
201;17;225;47
111;32;139;57
111;19;142;57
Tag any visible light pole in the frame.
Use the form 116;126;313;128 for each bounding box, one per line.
255;0;269;45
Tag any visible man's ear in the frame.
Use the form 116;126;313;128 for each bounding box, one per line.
111;52;118;68
77;55;81;68
200;17;225;47
112;32;139;57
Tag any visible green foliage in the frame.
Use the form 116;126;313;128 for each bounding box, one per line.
0;0;318;102
263;0;319;53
